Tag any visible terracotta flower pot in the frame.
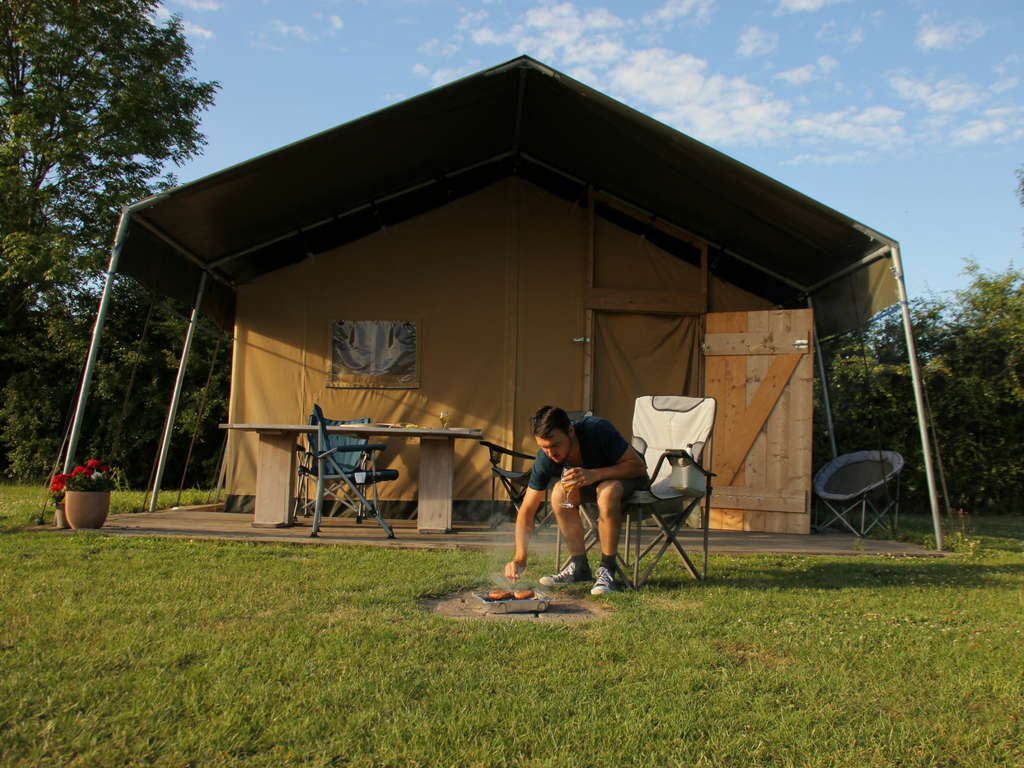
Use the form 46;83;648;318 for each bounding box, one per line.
64;491;111;529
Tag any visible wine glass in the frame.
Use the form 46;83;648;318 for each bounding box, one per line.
559;465;575;508
439;411;450;429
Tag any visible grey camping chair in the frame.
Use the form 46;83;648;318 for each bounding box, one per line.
302;405;398;538
556;397;717;586
814;450;903;536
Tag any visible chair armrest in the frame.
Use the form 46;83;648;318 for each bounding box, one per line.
652;449;716;480
479;441;535;462
318;443;388;459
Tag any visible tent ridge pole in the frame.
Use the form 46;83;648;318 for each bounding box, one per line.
63;198;160;473
890;244;943;550
149;272;209;512
512;67;527;165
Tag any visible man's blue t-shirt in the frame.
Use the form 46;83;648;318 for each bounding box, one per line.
527;416;645;491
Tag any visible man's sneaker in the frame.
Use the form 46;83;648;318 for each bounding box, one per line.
590;566;617;595
539;561;592;587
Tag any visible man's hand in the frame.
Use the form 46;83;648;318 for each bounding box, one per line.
505;558;526;581
563;466;597;488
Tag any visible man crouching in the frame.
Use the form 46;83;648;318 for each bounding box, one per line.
504;405;650;595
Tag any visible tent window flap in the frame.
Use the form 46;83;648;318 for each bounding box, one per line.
328;319;419;388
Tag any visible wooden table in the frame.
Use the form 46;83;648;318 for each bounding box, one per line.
220;424;484;533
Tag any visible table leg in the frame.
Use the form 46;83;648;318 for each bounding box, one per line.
253;431;296;528
418;437;454;533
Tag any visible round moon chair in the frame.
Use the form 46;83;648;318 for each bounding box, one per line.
813;450;904;536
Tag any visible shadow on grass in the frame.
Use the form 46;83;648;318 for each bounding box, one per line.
641;556;1024;593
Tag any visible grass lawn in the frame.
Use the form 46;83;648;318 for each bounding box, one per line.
1;485;1022;767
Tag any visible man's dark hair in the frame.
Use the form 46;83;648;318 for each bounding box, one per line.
530;406;571;439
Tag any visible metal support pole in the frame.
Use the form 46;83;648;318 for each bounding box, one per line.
811;319;835;462
63;213;129;472
815;332;838;460
807;298;838;460
150;273;208;512
890;245;943;550
63;196;168;473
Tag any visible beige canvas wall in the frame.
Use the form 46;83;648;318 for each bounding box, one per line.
227;178;588;502
226;177;776;506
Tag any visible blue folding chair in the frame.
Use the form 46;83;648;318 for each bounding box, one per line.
300;405;397;538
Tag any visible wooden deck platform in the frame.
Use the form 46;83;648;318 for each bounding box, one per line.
90;508;940;558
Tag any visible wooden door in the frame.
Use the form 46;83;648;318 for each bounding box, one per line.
704;309;814;533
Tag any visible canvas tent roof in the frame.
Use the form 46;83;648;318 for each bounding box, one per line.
117;55;899;335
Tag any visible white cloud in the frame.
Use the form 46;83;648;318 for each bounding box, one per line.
604;48;793;145
173;0;221;9
783;151;873;165
915;15;988;52
992;54;1022;77
775;65;816;85
774;55;837;84
418;38;461;57
775;0;847;15
990;77;1019;95
458;1;1016;155
736;26;778;58
429;66;476;87
409;63;476;87
889;73;987;113
789;105;906;150
640;0;714;29
458;10;488;31
948;108;1024;146
328;15;343;33
263;20;312;41
182;20;214;40
816;20;861;49
471;3;627;69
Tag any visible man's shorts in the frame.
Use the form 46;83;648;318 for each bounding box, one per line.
576;474;651;505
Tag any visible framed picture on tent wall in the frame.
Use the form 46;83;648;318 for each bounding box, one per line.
327;319;420;388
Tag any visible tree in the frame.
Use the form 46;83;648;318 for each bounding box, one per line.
1;0;217;335
816;262;1024;514
0;0;219;482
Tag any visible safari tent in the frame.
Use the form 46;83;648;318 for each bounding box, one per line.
66;56;942;539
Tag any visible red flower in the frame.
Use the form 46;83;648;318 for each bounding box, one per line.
49;474;70;492
86;459;102;470
100;464;110;473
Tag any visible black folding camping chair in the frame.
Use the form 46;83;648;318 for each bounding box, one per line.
301;405;398;538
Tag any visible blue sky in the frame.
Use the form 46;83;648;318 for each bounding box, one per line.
156;0;1024;299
